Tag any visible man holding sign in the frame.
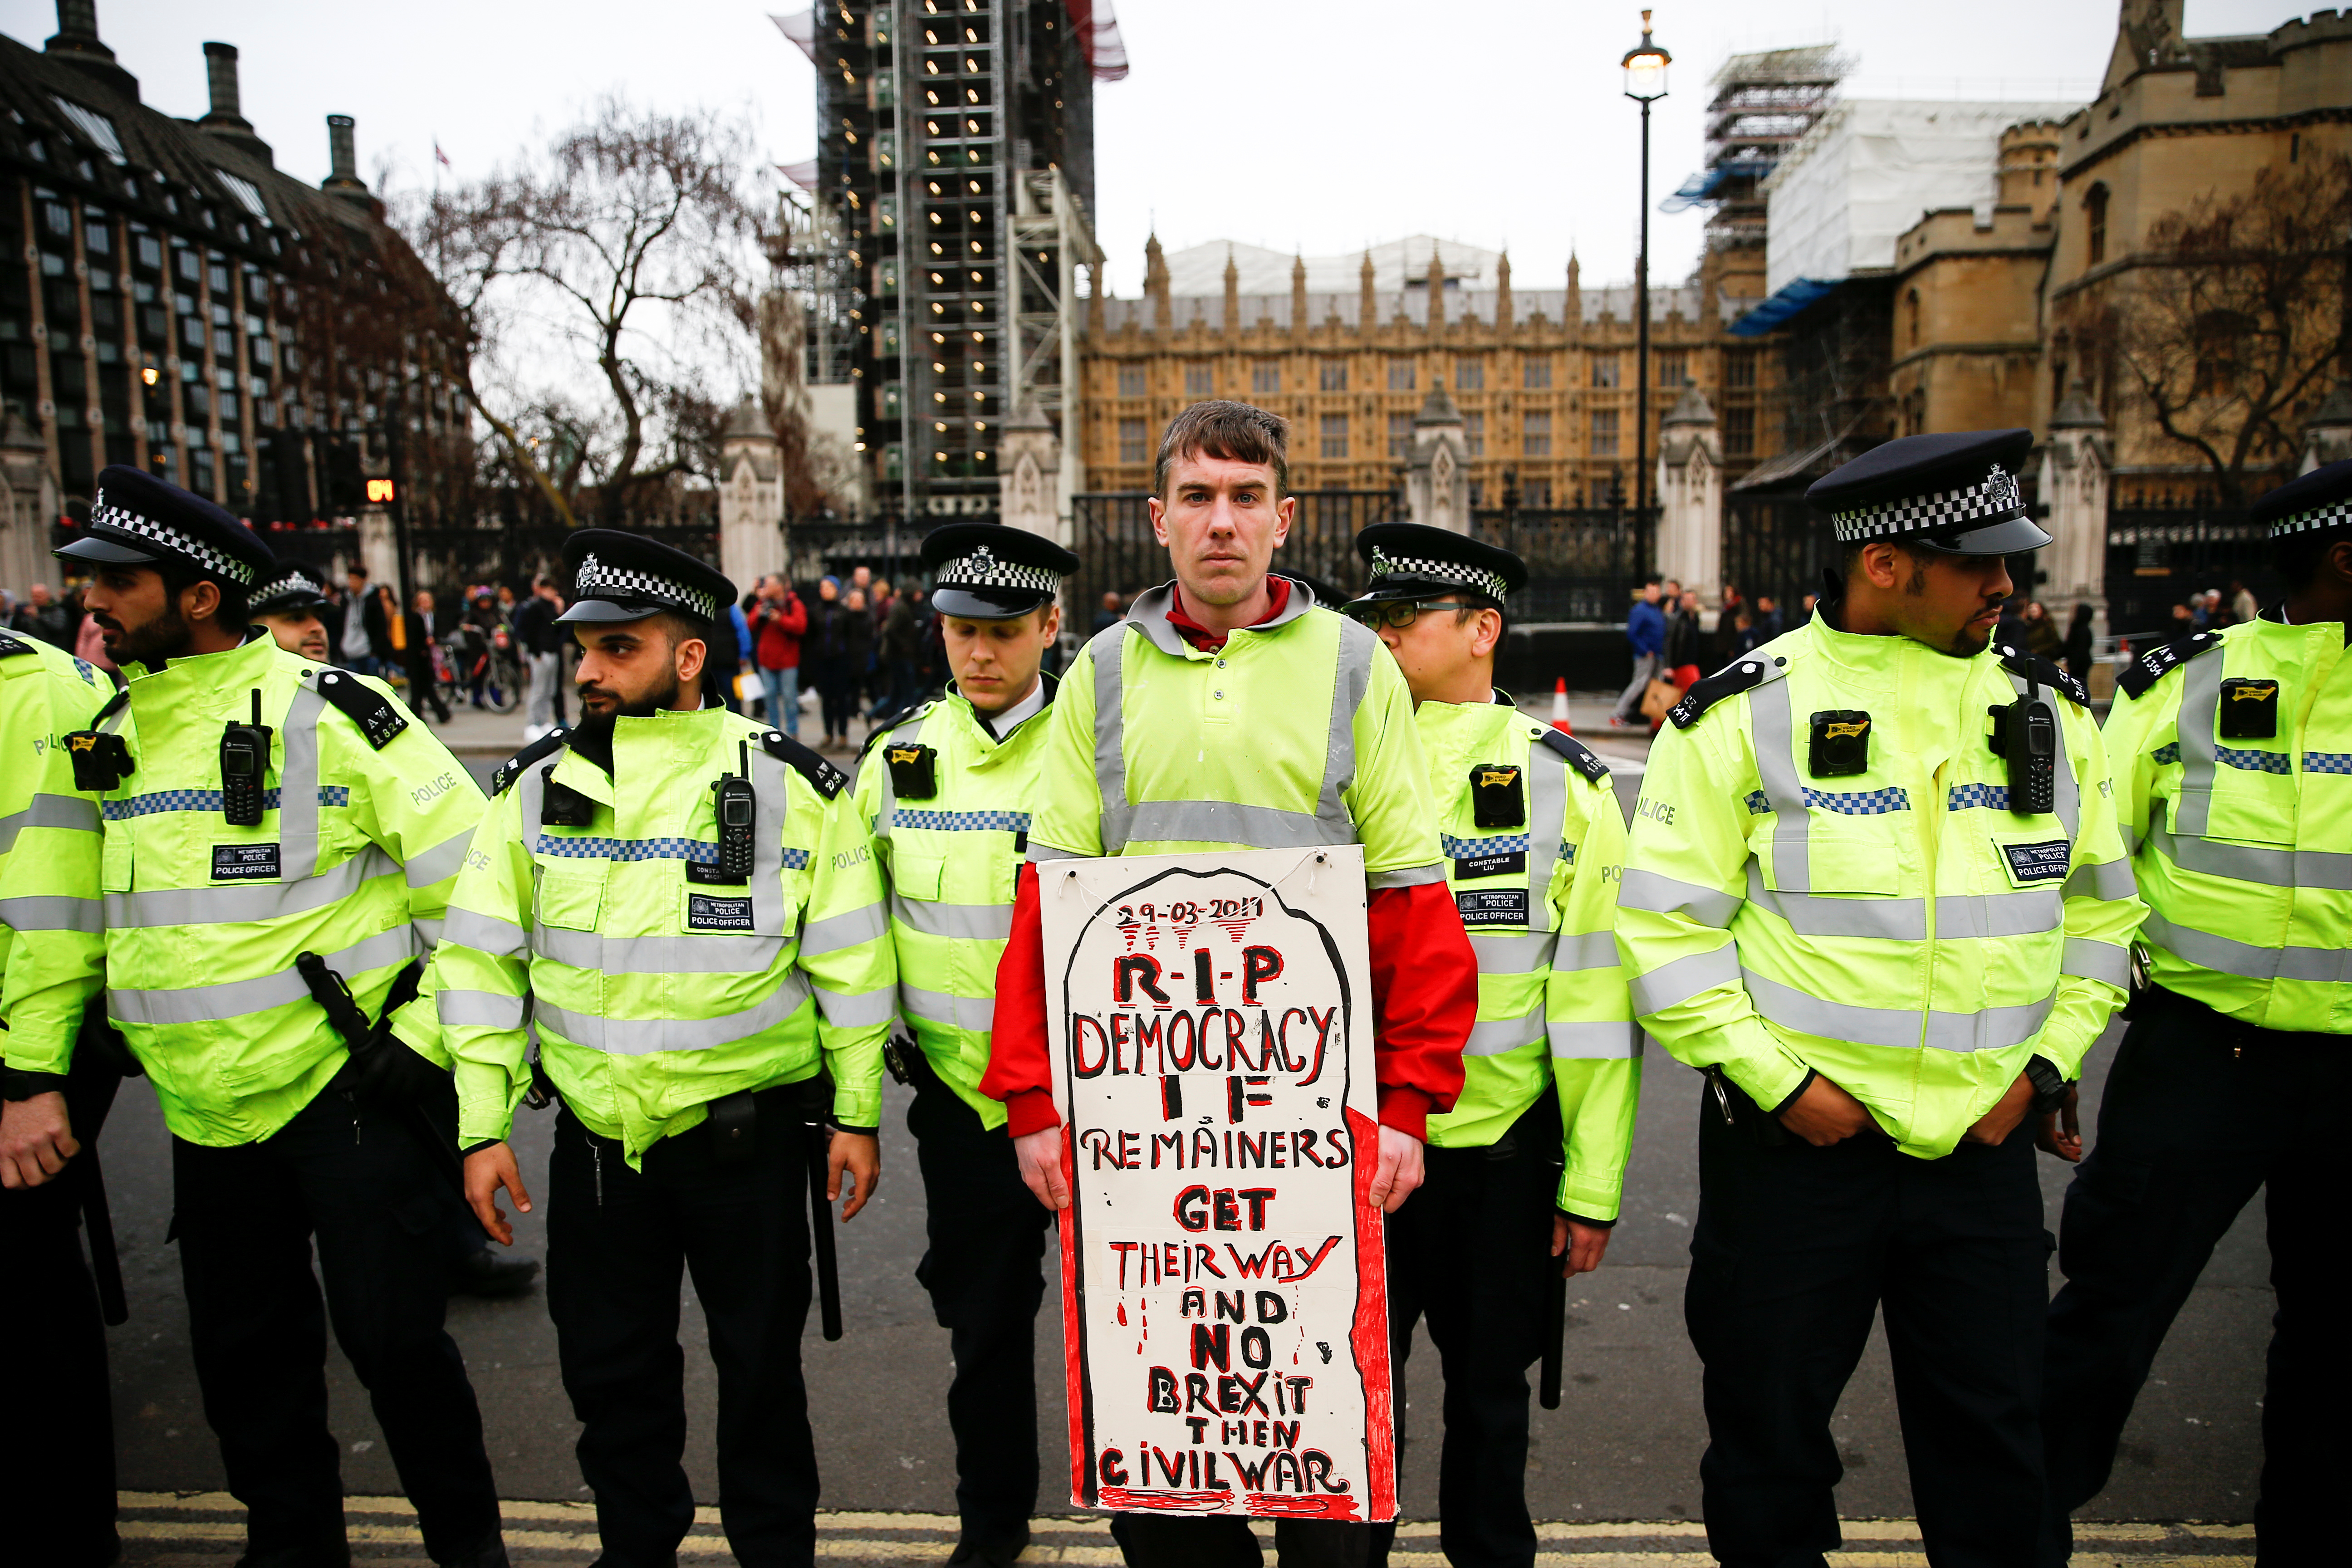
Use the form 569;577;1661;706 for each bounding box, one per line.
986;401;1478;1567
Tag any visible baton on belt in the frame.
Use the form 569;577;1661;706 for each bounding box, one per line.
293;952;461;1191
1539;1156;1568;1411
793;1076;844;1342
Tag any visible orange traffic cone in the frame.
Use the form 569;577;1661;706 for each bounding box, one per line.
1551;677;1572;734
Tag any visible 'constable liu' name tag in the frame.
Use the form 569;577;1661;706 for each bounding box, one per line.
686;893;755;931
211;843;281;881
1454;848;1527;880
1455;888;1531;926
2000;840;2072;885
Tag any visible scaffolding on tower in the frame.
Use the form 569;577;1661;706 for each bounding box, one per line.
1662;43;1850;252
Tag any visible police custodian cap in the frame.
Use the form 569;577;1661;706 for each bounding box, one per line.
558;528;734;625
923;522;1079;619
249;564;332;616
1806;429;2052;557
2252;458;2352;538
54;464;275;587
1352;522;1527;607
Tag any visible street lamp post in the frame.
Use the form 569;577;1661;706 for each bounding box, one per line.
1623;11;1671;533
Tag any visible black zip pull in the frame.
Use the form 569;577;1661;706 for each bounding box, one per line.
593;1140;604;1206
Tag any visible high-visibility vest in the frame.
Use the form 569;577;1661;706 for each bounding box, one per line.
852;682;1055;1129
416;707;894;1163
1416;694;1639;1221
74;634;485;1145
1615;617;2144;1159
0;632;109;1075
2102;614;2352;1032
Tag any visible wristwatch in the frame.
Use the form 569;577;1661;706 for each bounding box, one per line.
2024;1054;2070;1115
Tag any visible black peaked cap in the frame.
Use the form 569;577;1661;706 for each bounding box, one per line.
1807;429;2051;556
249;564;333;615
558;529;734;625
923;522;1079;619
2252;459;2352;538
1352;522;1526;606
55;465;275;587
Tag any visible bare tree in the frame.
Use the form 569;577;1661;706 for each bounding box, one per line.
2063;153;2350;504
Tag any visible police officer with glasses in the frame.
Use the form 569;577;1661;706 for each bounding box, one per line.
1615;430;2142;1568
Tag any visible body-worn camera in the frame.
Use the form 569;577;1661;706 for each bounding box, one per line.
1808;710;1872;777
540;765;597;827
66;730;133;793
2217;677;2279;739
220;690;274;828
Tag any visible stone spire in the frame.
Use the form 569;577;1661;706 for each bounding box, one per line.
1145;233;1170;333
1291;252;1308;331
1223;246;1240;333
1359;249;1377;332
1496;250;1513;330
1087;263;1104;336
1426;243;1446;330
1565;251;1583;340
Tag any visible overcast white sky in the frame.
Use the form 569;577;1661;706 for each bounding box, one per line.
7;0;2299;305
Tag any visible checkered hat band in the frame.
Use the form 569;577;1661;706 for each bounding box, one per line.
2269;500;2352;537
1368;549;1510;603
1830;464;2024;544
935;554;1061;594
88;496;258;586
254;568;323;603
573;553;718;621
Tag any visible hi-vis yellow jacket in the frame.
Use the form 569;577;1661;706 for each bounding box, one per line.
1615;616;2144;1158
1416;695;1638;1221
0;632;108;1078
2102;614;2352;1032
409;708;895;1164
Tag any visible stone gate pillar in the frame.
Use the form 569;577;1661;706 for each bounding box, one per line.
1655;387;1722;598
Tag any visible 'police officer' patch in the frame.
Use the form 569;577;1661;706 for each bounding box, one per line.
212;843;281;881
886;743;938;799
686;893;755;931
1456;888;1530;926
1998;840;2073;885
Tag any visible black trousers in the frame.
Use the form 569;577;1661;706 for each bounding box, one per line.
2042;991;2347;1566
172;1073;500;1565
1372;1093;1558;1568
0;1171;117;1566
546;1099;818;1568
906;1055;1054;1547
1686;1082;2047;1568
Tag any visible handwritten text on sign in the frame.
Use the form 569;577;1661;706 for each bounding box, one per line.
1041;847;1394;1521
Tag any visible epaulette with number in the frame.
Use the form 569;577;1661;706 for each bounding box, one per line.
1667;654;1789;730
2115;629;2223;701
1994;645;2092;709
759;728;848;800
1535;726;1611;785
0;631;33;659
859;699;938;755
310;667;409;750
491;728;570;796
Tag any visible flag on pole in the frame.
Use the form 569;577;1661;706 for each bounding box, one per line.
434;142;451;169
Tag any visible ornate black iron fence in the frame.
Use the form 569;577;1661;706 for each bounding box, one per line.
1722;492;1833;623
1470;507;1656;622
402;521;720;598
1068;491;1402;616
2104;502;2272;642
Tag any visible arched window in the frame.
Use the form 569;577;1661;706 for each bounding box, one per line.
2085;184;2109;266
1906;288;1922;348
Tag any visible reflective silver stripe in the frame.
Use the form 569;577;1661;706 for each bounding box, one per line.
102;846;399;929
1740;966;2055;1053
1745;861;1924;940
1093;627;1132;852
438;988;526;1028
892;893;1013;942
1551;929;1621;972
1318;618;1376;823
278;682;328;882
1027;842;1083;862
2171;653;2223;837
816;982;902;1028
444;907;528;958
1367;861;1446;890
109;924;415;1027
1933;887;2062;940
2143;911;2352;985
1122;799;1355;849
402;828;474;888
411;916;443;950
0;793;100;850
536;971;813;1054
2063;857;2140;902
745;744;793;937
800;899;887;957
531;925;789;974
1749;670;1811;892
1628;944;1741;1015
902;983;995;1031
1617;868;1742;927
2145;820;2352;892
869;710;927;839
2062;937;2132;989
0;894;102;932
1470;930;1558;975
1523;735;1571;920
1548;1020;1642;1059
1465;1003;1545;1057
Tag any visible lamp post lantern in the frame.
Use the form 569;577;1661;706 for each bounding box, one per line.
1623;10;1670;530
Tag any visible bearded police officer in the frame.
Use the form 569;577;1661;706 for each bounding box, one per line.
2041;458;2352;1564
1343;524;1638;1568
850;522;1079;1568
45;468;510;1568
250;563;336;664
1615;431;2143;1567
424;529;896;1568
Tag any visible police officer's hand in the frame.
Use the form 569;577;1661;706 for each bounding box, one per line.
828;1129;879;1220
464;1140;533;1245
2034;1083;2082;1163
1965;1070;2037;1147
1013;1126;1071;1211
1552;1214;1612;1277
1776;1074;1875;1146
1369;1126;1425;1214
0;1091;78;1189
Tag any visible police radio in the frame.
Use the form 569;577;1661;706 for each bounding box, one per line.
1988;680;2057;816
691;740;755;885
220;690;274;827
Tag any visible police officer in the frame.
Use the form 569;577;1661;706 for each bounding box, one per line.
1615;431;2144;1567
0;618;118;1566
425;529;896;1568
46;467;510;1567
250;563;336;663
984;401;1480;1567
850;522;1079;1568
2041;458;2352;1564
1338;525;1638;1568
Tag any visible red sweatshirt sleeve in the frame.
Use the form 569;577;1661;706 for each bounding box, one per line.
1366;881;1475;1140
983;861;1059;1136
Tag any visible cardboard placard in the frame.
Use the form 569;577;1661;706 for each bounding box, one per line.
1039;845;1393;1522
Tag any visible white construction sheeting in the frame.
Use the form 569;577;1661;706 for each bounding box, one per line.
1760;98;2079;294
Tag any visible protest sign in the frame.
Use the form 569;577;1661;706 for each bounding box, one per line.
1039;844;1394;1521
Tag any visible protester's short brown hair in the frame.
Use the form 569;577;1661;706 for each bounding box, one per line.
1153;400;1289;499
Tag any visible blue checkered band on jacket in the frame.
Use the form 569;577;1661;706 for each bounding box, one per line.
88;495;260;585
2151;741;2182;765
2269;499;2352;537
1830;464;2024;544
889;807;1032;833
533;832;813;870
1802;785;1912;815
1946;782;2010;812
2305;751;2352;774
1443;832;1530;858
1744;790;1770;815
572;552;719;621
103;785;349;820
251;567;324;609
934;545;1062;596
2217;744;2292;775
1367;547;1510;603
